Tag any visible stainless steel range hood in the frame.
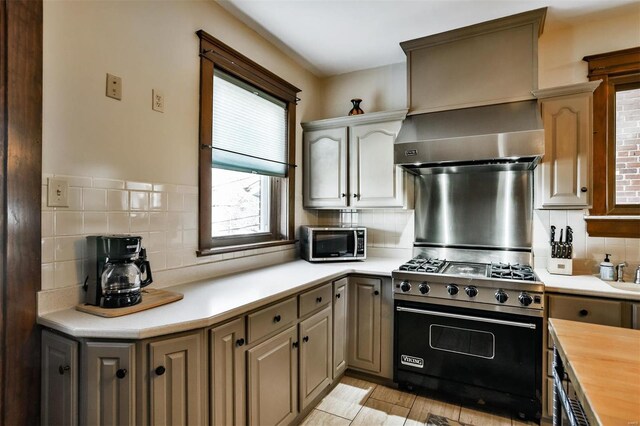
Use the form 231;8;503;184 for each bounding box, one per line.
394;100;544;173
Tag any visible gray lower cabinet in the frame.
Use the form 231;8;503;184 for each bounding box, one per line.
348;276;382;373
209;318;246;426
332;277;348;379
82;341;135;426
299;305;333;410
41;330;78;426
247;325;298;426
148;330;205;426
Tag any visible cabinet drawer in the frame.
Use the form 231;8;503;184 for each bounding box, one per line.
248;297;297;343
548;294;625;327
299;283;332;317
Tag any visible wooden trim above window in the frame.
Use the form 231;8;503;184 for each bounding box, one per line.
583;47;640;238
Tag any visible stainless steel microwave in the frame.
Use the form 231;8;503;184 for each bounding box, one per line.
300;226;367;262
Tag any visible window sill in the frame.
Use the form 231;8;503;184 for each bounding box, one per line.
584;216;640;238
197;239;297;257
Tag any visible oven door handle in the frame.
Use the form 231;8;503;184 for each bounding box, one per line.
396;306;537;329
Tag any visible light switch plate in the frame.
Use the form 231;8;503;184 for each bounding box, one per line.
106;73;122;100
47;177;69;207
152;89;164;112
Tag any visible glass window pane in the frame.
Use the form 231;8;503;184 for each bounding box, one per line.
615;87;640;205
211;168;270;237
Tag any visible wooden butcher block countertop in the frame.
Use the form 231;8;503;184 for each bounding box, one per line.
548;318;640;426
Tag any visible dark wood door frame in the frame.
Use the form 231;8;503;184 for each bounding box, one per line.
0;0;43;425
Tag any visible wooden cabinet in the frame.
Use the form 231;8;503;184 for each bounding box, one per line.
302;110;410;209
41;330;78;426
82;342;135;426
148;331;205;426
332;278;348;379
348;276;382;373
299;306;333;410
533;82;601;209
209;318;246;426
247;326;298;426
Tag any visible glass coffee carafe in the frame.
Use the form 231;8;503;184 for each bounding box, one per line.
100;243;153;308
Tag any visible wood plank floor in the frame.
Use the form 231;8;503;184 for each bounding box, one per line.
300;376;538;426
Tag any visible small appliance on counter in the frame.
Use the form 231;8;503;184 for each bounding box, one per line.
84;235;153;308
547;225;573;275
300;225;366;262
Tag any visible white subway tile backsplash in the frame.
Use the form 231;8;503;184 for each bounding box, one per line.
107;190;129;211
148;231;167;251
549;210;567;230
167;212;182;230
55;211;83;236
42;238;55;263
126;181;153;191
166;229;182;249
58;175;92;188
184;194;198;212
147;251;167;270
150;192;167;211
67;187;83;210
130;191;149;211
54;260;83;288
42;211;54;237
183;229;198;248
41;263;55;290
108;212;130;234
153;183;178;193
55;236;84;262
168;192;184;212
183;212;197;230
150;212;168;231
84;212;108;234
130;212;150;232
93;178;125;189
177;185;198;194
83;188;107;211
166;251;184;268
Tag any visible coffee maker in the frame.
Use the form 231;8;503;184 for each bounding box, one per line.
85;235;153;308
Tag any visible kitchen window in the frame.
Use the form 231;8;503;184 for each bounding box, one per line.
197;30;300;255
583;47;640;237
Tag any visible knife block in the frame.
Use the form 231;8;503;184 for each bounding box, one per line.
547;258;573;275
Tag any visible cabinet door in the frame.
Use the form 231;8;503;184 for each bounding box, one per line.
210;318;246;426
149;331;204;426
538;92;592;208
41;330;78;426
349;120;405;208
348;276;382;373
247;326;298;426
299;305;332;410
82;342;135;426
333;278;348;379
303;127;348;208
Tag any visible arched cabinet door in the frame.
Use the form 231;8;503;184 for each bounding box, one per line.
303;127;349;208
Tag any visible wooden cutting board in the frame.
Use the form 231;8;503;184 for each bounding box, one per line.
76;288;183;318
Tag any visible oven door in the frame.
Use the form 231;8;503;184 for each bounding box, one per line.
395;300;541;399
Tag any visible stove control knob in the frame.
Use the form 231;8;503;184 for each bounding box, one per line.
447;284;459;296
400;281;411;292
419;283;430;294
495;289;509;304
518;292;533;306
465;286;478;298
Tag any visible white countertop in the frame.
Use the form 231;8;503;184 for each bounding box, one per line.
536;268;640;301
37;257;402;339
38;257;640;340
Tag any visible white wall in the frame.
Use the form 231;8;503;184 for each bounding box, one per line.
41;0;323;307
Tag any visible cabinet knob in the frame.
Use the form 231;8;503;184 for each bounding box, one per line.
155;366;166;376
58;365;70;375
353;193;359;198
374;290;380;296
316;296;322;304
341;193;346;198
292;341;299;349
303;336;309;343
579;309;589;317
581;187;588;193
273;314;281;323
235;338;245;347
116;369;127;379
336;293;341;299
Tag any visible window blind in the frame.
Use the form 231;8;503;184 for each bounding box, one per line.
212;69;288;177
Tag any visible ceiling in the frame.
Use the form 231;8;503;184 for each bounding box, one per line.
217;0;639;77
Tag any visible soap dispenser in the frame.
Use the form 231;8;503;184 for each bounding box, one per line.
600;254;615;281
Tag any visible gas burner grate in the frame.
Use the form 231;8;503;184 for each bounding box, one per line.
490;263;535;281
398;257;445;273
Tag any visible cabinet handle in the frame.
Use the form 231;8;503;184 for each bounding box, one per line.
336;293;341;299
579;309;589;317
303;336;309;343
155;366;166;376
341;193;347;198
581;187;588;193
58;365;70;375
353;193;359;198
292;341;299;349
374;290;380;296
235;338;245;347
116;369;127;379
316;296;322;304
273;314;281;323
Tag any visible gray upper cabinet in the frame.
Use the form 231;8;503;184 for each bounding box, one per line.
302;110;410;209
209;318;246;426
348;276;382;374
299;305;333;410
332;278;348;379
42;330;78;426
533;81;601;209
82;341;135;426
148;331;205;426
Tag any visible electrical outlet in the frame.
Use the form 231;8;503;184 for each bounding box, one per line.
47;177;69;207
152;89;164;113
106;73;122;100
